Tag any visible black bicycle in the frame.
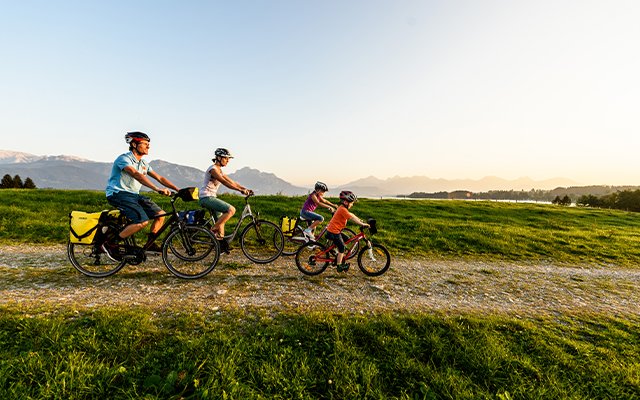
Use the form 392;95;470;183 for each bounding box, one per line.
68;187;220;279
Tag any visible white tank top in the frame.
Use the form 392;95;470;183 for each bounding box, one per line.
200;165;222;198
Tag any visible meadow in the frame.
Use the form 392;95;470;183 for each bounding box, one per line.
1;189;639;399
3;188;640;265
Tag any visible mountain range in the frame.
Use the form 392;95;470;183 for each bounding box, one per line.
0;150;580;196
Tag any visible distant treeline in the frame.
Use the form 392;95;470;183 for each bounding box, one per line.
576;190;640;212
401;185;640;205
1;174;36;189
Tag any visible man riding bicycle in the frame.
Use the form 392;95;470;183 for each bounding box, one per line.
103;131;179;258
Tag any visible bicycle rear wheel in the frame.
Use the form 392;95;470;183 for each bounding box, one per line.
282;226;307;256
67;241;127;278
294;241;329;276
240;220;284;263
162;226;220;279
357;242;391;276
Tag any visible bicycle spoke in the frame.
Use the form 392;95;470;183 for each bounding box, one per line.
240;220;283;263
357;243;391;276
162;226;220;279
67;242;127;278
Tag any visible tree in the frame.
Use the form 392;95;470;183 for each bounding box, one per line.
23;177;36;189
1;174;14;188
13;175;23;189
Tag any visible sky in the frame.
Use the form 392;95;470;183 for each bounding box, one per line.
1;0;639;187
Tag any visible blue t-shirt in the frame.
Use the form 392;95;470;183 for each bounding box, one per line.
105;152;154;197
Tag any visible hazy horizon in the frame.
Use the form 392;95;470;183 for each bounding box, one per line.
2;1;639;187
0;148;620;190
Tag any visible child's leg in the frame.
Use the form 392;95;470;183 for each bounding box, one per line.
305;212;324;234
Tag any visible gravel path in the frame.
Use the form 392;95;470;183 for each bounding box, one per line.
1;245;639;318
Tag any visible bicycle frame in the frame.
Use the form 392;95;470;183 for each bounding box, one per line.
310;229;368;264
203;195;258;243
130;196;184;250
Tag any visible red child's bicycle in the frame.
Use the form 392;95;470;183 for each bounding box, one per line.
294;219;391;276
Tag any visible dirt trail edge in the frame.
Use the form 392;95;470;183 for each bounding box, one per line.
1;245;639;318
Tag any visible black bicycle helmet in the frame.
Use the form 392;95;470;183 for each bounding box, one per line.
125;131;150;144
315;181;328;191
339;190;357;203
214;148;233;159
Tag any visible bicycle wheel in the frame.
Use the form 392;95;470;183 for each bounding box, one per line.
295;241;329;276
357;242;391;277
67;241;127;278
240;219;284;263
162;226;220;279
281;226;307;256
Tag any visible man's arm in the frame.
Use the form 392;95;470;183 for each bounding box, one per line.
122;166;172;195
148;170;180;192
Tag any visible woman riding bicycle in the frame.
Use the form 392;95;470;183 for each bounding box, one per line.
198;148;253;240
103;131;179;257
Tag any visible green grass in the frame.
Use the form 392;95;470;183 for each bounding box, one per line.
4;189;640;265
0;307;638;399
3;189;640;398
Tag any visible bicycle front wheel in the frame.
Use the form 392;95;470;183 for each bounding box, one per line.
240;220;284;263
67;242;127;278
294;241;329;276
162;226;220;279
357;242;391;276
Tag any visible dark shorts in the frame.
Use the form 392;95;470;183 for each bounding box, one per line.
107;192;162;224
326;231;346;253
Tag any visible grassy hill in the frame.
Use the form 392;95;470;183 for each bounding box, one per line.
2;189;640;398
3;189;640;265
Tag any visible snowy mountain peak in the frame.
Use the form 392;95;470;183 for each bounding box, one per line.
0;150;41;164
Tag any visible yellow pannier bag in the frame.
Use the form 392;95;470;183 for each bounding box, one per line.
280;216;297;237
69;210;121;244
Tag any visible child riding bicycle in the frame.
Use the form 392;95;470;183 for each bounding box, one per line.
325;190;369;272
300;181;337;240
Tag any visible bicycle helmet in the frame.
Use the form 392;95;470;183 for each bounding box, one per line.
339;190;357;203
214;148;233;159
125;131;150;144
315;181;328;192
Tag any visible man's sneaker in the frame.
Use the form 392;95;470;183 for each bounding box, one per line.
100;242;122;262
337;263;350;272
303;229;314;240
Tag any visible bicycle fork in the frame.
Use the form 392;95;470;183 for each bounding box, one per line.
364;239;376;261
